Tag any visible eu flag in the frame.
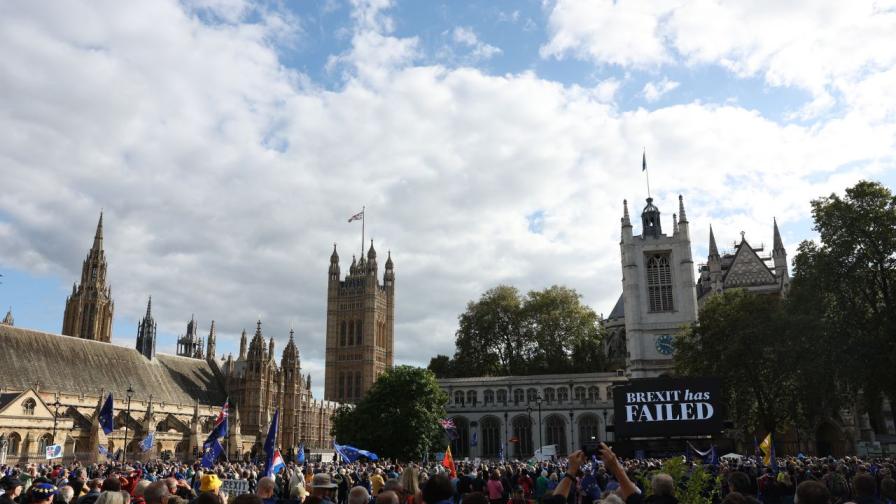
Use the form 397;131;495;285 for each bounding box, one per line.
296;443;305;464
334;442;379;462
263;409;279;477
99;393;114;435
201;439;224;469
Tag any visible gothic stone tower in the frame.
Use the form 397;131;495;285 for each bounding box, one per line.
62;212;114;342
620;195;697;378
325;241;394;403
135;296;157;359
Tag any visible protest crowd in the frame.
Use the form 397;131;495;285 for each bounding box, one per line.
3;442;896;504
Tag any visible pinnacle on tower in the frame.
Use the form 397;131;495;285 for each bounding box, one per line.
773;217;784;252
92;211;104;251
385;250;393;269
709;225;719;258
1;307;13;326
367;240;376;259
145;296;152;317
678;194;688;223
239;329;248;360
622;199;631;227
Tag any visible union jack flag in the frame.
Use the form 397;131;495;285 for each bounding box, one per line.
438;418;455;429
348;210;364;223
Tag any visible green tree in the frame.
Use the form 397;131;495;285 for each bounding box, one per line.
790;180;896;425
675;289;798;435
446;285;604;377
330;366;448;460
427;354;454;378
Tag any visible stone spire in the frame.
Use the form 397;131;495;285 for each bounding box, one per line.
239;329;248;360
268;337;275;361
709;226;720;258
329;243;340;280
622;199;631;227
282;329;299;369
1;307;13;326
366;240;378;275
773;218;784;252
177;315;202;358
136;296;157;360
62;211;114;343
248;320;265;361
772;217;789;286
206;321;217;361
678;194;688;223
384;250;395;287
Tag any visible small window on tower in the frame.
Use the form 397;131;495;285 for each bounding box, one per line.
356;320;363;345
646;253;674;312
340;321;347;346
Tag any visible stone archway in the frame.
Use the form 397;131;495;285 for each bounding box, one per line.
511;415;533;459
816;421;846;457
480;416;502;459
545;414;568;456
450;416;470;459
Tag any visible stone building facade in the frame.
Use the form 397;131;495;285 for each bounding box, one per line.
324;242;394;403
0;214;340;464
439;373;628;460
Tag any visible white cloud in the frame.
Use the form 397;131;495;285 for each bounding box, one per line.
452;26;502;62
542;0;896;115
0;0;894;399
642;78;679;102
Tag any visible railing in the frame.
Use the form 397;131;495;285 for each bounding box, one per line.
446;398;610;410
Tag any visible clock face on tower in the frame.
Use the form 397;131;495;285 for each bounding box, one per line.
655;334;674;355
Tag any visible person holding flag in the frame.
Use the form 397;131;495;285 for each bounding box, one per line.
200;398;229;469
263;409;281;478
99;393;114;435
296;442;305;465
760;433;777;472
441;446;456;479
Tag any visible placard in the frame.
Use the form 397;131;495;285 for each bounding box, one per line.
613;377;722;437
220;479;250;496
45;444;63;459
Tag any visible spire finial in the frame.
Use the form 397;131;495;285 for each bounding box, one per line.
622;199;631;227
773;217;784;251
678;194;687;223
92;211;104;250
146;296;152;317
709;225;719;257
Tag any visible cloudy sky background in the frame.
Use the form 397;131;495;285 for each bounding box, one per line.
1;0;895;397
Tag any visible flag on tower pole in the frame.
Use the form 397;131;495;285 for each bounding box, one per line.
348;207;365;259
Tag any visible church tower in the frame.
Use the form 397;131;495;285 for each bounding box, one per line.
135;296;157;359
176;315;202;358
206;321;217;361
324;241;395;403
279;329;304;448
620;194;697;378
62;212;114;342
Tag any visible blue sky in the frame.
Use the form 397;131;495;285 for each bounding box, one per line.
1;0;894;396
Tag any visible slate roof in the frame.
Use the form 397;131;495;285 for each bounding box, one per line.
0;325;226;406
608;294;624;320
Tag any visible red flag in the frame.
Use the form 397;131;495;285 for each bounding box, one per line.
442;446;457;478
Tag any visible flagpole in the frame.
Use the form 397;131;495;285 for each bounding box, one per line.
643;147;652;199
361;206;365;259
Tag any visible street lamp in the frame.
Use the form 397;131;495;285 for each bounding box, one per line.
503;411;508;461
569;409;575;455
602;410;608;441
527;394;543;452
123;386;134;459
51;400;62;443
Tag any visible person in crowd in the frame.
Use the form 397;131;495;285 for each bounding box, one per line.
310;473;338;504
31;484;60;504
234;496;263;504
795;481;830;504
371;472;385;497
95;490;127;504
132;481;151;504
853;473;879;504
257;478;279;504
486;471;503;504
348;487;370;504
421;475;453;504
1;475;25;504
143;482;169;504
377;492;399;504
729;472;761;504
645;474;677;504
59;486;75;504
76;480;103;504
534;472;549;503
399;468;420;504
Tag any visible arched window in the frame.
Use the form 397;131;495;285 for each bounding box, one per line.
544;388;556;403
545;415;568;456
513;389;524;405
348;321;355;345
454;391;464;405
38;434;52;454
340;322;347;346
450;417;471;459
526;388;537;403
646;254;674;312
557;387;569;402
480;416;502;458
574;386;586;401
356;320;363;345
484;390;495;405
497;389;508;404
512;415;533;458
466;390;478;406
588;386;600;401
8;432;21;455
578;415;600;444
22;398;36;415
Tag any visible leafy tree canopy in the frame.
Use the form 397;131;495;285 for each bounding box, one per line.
331;365;447;461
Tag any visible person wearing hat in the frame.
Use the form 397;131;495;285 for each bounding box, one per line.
197;475;221;497
30;484;59;504
1;475;24;504
310;474;337;504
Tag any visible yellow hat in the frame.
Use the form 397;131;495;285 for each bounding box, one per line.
200;474;222;492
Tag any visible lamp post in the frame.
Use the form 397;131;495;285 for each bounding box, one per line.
526;406;533;457
51;400;62;443
569;409;575;455
602;410;608;441
123;386;134;459
528;394;543;452
503;411;508;461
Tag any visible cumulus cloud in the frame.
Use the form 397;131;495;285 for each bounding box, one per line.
642;78;679;102
452;26;502;62
0;0;894;398
542;0;896;115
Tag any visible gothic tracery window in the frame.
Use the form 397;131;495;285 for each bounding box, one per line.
646;253;674;312
22;398;36;415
